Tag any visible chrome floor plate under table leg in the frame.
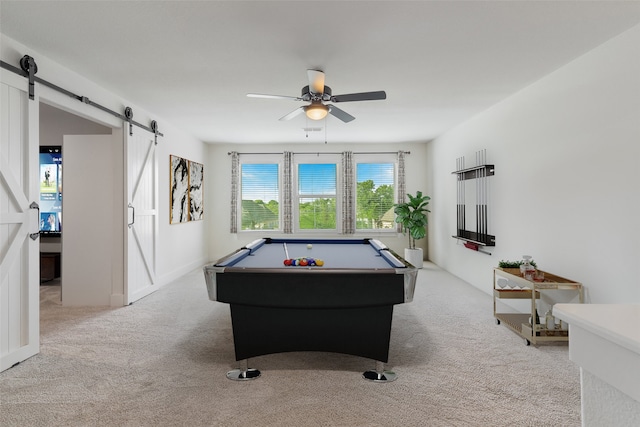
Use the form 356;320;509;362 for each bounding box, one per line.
362;361;397;382
226;359;261;381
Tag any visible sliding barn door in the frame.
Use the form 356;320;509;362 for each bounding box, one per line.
62;135;118;306
124;129;158;304
0;70;40;371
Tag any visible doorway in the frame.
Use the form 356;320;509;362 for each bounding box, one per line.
39;103;113;304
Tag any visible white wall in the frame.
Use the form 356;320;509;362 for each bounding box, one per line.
1;34;208;291
205;142;430;262
40;102;112;144
427;24;640;304
158;128;208;283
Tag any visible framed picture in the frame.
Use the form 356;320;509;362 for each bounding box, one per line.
170;155;204;224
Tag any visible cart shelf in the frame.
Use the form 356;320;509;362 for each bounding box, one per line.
493;289;539;299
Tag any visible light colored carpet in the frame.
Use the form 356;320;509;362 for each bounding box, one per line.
1;263;580;426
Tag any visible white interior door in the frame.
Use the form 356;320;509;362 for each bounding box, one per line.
124;129;158;304
62;135;120;306
0;71;40;371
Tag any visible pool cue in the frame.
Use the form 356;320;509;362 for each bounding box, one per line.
283;242;290;260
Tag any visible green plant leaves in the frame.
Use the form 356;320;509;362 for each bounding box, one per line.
394;191;431;249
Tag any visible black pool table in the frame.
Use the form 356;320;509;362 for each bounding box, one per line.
203;238;418;381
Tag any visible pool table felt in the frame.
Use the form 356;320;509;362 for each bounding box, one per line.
230;241;398;270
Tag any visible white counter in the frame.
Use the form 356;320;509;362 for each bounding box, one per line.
554;304;640;426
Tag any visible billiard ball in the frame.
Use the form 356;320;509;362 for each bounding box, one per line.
307;244;312;249
284;259;292;266
316;259;324;266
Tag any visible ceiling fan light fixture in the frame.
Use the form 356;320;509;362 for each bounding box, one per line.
248;70;385;123
305;103;328;120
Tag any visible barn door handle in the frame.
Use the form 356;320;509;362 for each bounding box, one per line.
128;203;135;228
29;201;40;240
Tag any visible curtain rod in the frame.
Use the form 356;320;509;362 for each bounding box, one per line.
227;151;410;156
1;56;163;139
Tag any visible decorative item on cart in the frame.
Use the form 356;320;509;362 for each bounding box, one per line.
498;258;538;271
497;258;539;287
521;255;536;280
545;309;555;330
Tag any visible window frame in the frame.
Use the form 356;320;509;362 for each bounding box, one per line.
238;154;283;232
353;153;397;234
293;153;342;233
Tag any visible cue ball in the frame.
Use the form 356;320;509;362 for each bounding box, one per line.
307;244;312;249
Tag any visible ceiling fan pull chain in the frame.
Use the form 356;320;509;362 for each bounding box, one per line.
325;119;328;144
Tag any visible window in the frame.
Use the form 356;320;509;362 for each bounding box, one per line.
356;162;395;230
240;163;279;230
234;152;402;234
296;162;337;230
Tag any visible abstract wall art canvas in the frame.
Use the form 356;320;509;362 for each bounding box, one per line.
170;155;204;224
189;160;204;221
170;155;189;224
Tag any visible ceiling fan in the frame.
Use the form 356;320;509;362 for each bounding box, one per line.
247;69;386;123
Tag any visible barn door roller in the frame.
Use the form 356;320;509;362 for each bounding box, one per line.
19;55;37;100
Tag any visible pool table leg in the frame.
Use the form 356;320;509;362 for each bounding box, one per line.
226;358;261;381
362;360;398;382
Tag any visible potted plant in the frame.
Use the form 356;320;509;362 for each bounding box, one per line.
394;191;430;268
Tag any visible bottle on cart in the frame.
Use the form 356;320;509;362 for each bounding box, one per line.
521;255;536;280
545;309;555;330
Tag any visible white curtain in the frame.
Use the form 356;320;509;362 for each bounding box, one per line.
396;150;406;233
229;151;239;233
283;151;293;233
341;151;355;234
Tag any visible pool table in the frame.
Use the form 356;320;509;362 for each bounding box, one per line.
203;237;418;381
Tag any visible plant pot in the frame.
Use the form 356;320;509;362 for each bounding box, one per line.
404;248;423;269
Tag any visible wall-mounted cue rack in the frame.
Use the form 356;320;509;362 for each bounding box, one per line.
452;149;495;253
1;54;162;143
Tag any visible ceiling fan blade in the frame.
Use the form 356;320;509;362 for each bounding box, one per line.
331;91;386;103
307;69;325;95
327;105;355;123
279;107;305;121
247;93;302;101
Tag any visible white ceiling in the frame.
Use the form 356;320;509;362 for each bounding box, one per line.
2;1;640;145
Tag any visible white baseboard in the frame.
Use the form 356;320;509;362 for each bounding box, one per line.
110;293;124;307
157;257;208;287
